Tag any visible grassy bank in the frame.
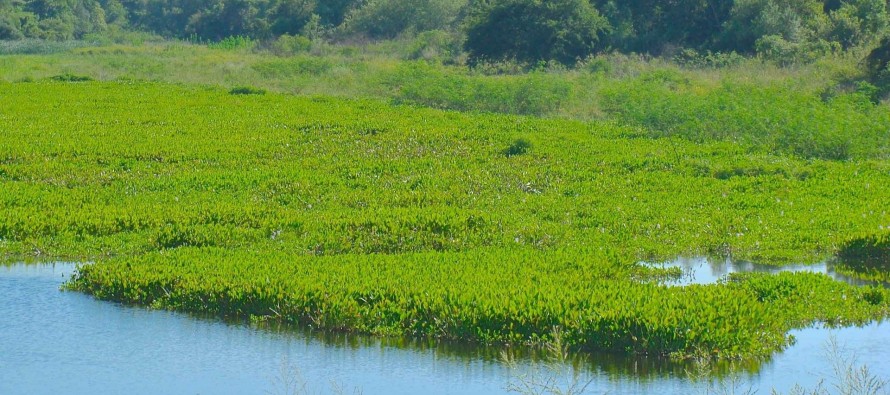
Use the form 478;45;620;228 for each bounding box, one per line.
1;40;888;161
2;81;889;359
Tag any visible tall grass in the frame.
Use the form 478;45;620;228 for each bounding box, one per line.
1;41;887;160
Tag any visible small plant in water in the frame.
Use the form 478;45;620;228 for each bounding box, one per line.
266;357;363;395
267;358;307;395
685;351;756;395
502;327;596;395
783;336;888;395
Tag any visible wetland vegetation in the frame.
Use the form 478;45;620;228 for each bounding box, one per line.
2;0;890;381
0;80;887;362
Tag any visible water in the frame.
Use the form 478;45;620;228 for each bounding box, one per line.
1;263;888;395
645;256;890;288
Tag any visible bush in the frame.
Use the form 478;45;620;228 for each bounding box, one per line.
755;35;837;66
503;138;532;157
673;49;745;69
267;34;312;56
208;35;255;51
406;30;462;63
229;86;267;95
464;0;610;66
49;73;94;82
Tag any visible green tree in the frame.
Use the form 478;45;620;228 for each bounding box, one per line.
314;0;357;26
269;0;314;36
826;0;888;49
592;0;733;53
185;0;268;40
343;0;464;39
464;0;610;66
719;0;829;52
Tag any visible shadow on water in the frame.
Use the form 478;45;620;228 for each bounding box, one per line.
642;256;890;288
2;262;889;395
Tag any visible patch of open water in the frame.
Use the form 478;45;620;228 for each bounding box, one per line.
644;256;890;288
1;263;887;394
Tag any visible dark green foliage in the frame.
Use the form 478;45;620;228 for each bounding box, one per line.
0;0;120;40
1;0;888;63
825;0;888;49
0;15;23;40
503;138;531;157
673;49;745;69
866;37;890;95
464;0;610;66
838;231;890;263
866;37;890;77
592;0;734;53
834;231;890;284
314;0;358;26
269;0;314;37
229;86;266;95
49;73;94;82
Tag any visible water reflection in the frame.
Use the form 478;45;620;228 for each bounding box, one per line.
2;263;888;395
644;256;890;288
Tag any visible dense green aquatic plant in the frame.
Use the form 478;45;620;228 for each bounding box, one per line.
1;81;889;359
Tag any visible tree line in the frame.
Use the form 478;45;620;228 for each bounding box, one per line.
1;0;889;65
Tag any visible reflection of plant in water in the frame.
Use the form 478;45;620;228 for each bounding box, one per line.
266;357;363;395
503;331;888;395
266;358;307;395
686;335;888;395
786;336;888;395
685;350;756;395
502;327;596;395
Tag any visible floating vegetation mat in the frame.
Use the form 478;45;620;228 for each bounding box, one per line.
1;81;889;359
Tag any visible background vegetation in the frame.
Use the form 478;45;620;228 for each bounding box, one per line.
2;0;889;365
3;0;890;68
1;81;888;360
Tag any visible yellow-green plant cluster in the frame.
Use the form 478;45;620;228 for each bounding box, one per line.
1;81;889;359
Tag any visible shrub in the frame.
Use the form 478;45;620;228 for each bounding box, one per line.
208;35;255;51
503;138;532;157
267;34;312;56
673;49;745;69
229;86;267;95
406;30;462;63
50;73;94;82
755;35;837;67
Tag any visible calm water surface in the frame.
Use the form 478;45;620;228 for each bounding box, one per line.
646;256;890;288
1;262;888;395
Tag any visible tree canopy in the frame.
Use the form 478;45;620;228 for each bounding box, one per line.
2;0;889;66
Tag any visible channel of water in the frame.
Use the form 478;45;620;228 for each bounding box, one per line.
1;262;887;394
